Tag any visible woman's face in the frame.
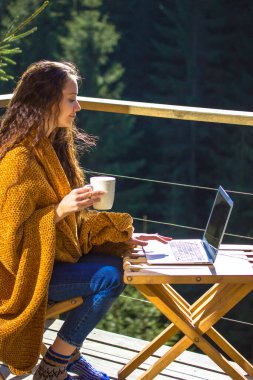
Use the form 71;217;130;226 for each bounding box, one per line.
47;75;81;135
57;76;81;129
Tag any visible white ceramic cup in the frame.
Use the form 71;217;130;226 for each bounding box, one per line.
90;176;116;210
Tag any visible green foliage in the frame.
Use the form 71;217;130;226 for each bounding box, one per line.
97;286;176;344
59;1;122;98
0;1;49;81
59;0;148;216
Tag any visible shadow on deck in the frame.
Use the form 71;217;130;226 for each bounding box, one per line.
0;319;250;380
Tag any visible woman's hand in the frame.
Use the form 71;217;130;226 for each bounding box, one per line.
125;233;172;247
54;186;104;223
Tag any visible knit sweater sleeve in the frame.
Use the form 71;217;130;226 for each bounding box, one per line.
79;210;134;255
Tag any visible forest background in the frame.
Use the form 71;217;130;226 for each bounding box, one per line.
0;0;252;360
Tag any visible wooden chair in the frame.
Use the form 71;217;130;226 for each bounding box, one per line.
41;296;84;356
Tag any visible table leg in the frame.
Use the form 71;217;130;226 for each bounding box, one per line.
135;334;247;380
159;283;253;377
118;283;234;379
118;323;178;380
135;335;191;380
118;283;196;379
133;283;252;380
207;327;253;376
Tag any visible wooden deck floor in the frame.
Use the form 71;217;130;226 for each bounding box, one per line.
0;319;251;380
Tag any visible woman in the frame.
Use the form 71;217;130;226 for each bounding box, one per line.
0;61;170;380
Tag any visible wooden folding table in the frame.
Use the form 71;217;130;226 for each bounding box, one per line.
118;244;253;380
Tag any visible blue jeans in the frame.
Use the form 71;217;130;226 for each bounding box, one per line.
48;253;125;348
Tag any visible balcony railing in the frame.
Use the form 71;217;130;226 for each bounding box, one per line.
1;93;253;126
1;93;253;241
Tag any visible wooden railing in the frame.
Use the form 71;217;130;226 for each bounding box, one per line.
1;93;253;126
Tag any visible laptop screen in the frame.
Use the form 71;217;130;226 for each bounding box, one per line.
203;186;233;250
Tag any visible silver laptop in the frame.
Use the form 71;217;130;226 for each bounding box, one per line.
145;186;233;265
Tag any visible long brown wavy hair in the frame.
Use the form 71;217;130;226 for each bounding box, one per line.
0;60;96;189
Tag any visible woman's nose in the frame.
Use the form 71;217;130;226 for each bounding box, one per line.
75;101;81;112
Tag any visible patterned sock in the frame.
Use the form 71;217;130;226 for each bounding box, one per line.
33;347;73;380
67;348;110;380
44;347;71;367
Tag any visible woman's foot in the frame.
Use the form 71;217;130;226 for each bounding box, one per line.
33;347;74;380
33;358;74;380
67;349;110;380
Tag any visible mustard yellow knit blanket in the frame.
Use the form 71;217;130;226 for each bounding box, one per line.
0;137;133;374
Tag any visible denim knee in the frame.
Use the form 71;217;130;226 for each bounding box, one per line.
56;261;126;347
90;264;125;297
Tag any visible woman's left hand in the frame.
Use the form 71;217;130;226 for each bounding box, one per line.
125;233;172;247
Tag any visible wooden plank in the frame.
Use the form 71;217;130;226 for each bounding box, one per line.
42;325;233;380
40;338;229;380
43;320;242;372
124;252;253;285
44;321;245;377
1;94;253;126
219;244;253;251
46;297;83;319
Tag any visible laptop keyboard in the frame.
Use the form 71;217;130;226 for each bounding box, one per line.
169;241;206;261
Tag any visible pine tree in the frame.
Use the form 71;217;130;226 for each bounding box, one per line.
201;0;253;240
133;0;210;234
104;0;158;102
104;1;214;235
0;1;48;83
59;0;148;217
